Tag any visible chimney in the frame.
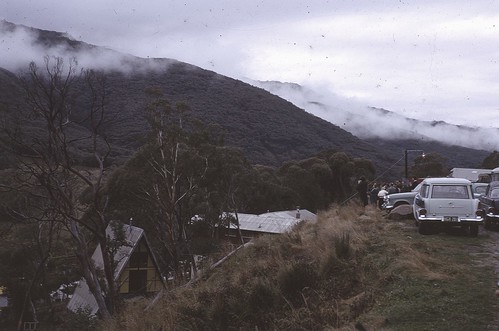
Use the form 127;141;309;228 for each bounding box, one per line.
296;206;301;219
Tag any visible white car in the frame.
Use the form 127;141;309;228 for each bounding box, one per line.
383;182;422;212
413;177;483;236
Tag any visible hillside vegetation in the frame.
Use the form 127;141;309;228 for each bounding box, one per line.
101;206;498;331
0;21;491;176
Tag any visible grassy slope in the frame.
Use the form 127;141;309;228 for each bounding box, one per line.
102;206;498;331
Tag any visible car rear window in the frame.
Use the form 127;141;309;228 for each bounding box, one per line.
490;188;499;198
431;185;470;199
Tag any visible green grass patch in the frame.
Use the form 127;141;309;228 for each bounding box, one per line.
361;225;498;331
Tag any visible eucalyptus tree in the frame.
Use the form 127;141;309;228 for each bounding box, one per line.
199;145;254;244
482;150;499;169
5;57;119;320
411;152;448;178
127;89;213;280
277;158;330;212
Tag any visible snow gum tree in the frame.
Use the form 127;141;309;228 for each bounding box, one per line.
6;56;119;320
141;88;209;280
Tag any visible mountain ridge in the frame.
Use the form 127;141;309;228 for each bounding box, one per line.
0;20;492;178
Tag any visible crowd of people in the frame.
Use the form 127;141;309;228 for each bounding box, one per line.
356;177;421;209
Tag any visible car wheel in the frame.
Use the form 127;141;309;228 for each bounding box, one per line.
469;224;479;237
394;202;409;208
418;222;431;235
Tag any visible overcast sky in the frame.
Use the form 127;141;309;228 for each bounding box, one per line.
1;0;499;128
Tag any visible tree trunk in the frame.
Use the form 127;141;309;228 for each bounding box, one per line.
69;221;111;319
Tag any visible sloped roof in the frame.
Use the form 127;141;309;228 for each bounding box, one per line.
259;209;317;222
67;224;157;315
227;209;316;234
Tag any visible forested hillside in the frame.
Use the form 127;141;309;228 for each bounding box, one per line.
0;20;497;331
1;60;384;167
0;22;492;178
0;60;490;178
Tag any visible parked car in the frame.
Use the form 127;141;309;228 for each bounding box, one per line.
413;177;483;236
384;181;487;213
383;182;422;212
478;181;499;229
472;182;489;198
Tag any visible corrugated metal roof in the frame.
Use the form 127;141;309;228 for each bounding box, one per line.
227;209;316;234
67;224;145;315
259;209;317;222
66;279;99;315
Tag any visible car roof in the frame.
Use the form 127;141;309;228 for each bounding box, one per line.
421;177;472;185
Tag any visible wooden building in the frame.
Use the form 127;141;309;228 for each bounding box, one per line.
67;224;165;315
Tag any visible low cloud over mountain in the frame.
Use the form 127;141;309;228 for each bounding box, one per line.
0;20;492;178
253;80;499;152
0;20;172;73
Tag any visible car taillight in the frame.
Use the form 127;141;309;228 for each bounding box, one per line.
476;209;484;217
419;208;427;216
488;207;496;214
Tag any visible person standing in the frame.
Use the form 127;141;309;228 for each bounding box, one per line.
377;185;388;209
370;184;380;205
356;176;369;206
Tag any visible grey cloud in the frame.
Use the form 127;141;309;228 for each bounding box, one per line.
2;1;499;130
253;80;499;151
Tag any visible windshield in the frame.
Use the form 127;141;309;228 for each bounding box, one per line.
412;182;423;192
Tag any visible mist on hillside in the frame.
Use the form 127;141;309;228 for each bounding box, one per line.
3;19;498;155
0;20;169;73
252;80;499;152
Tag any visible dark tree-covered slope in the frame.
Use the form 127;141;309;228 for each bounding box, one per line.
0;20;491;177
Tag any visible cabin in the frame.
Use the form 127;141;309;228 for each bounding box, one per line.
67;224;165;315
223;209;317;243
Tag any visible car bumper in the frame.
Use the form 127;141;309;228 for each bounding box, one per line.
382;204;393;211
485;214;499;225
416;215;483;224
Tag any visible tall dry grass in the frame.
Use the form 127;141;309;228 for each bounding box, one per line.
100;204;459;331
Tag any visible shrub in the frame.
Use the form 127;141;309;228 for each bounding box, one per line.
334;231;351;259
277;261;318;306
65;307;98;331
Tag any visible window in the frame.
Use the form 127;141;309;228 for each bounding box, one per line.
431;185;469;199
474;185;487;195
421;184;430;198
490;188;499;199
